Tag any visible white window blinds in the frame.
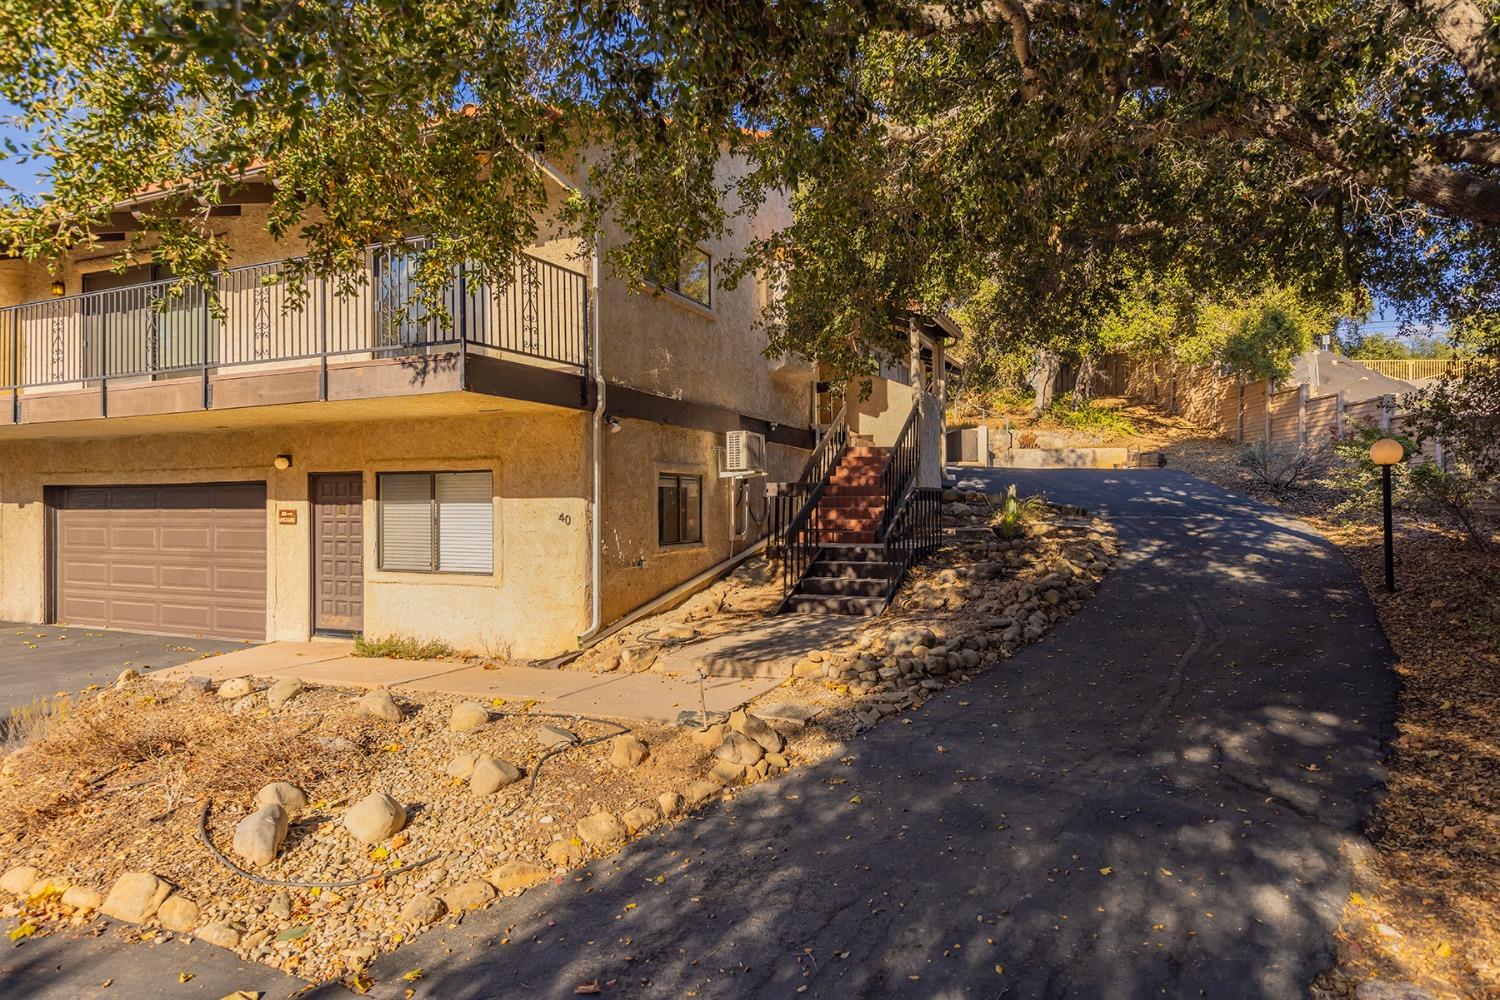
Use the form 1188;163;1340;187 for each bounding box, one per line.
378;471;493;573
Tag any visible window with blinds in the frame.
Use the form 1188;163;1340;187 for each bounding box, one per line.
377;471;494;573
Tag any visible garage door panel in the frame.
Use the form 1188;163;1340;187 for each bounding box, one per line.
55;483;266;641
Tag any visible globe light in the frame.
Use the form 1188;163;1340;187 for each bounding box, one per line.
1369;438;1404;466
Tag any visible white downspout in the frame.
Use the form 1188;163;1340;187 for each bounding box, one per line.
531;154;606;647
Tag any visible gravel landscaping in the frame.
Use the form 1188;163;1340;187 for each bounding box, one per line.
0;489;1117;988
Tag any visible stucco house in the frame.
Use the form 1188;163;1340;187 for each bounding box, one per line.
0;158;951;657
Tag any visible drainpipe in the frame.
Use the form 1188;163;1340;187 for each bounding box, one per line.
531;153;606;647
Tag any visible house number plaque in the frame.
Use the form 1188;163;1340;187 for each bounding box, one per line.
278;508;298;525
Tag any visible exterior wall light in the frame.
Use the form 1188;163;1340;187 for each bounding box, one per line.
273;455;293;471
605;414;622;434
1369;437;1404;592
49;280;65;297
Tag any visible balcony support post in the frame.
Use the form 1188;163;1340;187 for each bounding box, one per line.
201;280;212;411
318;276;329;402
100;317;109;418
10;311;19;424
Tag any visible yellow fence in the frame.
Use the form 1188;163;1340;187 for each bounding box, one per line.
1355;358;1461;382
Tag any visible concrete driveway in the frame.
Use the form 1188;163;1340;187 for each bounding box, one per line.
0;622;243;720
2;470;1398;999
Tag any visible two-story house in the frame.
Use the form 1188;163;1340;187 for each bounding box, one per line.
0;155;952;657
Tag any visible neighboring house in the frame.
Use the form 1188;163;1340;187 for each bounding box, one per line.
0;157;952;655
1290;349;1419;403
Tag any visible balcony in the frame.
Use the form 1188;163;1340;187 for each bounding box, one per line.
0;245;591;432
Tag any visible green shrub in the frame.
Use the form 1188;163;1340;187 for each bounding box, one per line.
1047;395;1137;438
353;634;456;660
1326;424;1418;517
994;484;1046;539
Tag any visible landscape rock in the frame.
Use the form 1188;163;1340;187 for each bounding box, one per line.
217;677;253;700
792;658;826;679
100;872;172;924
621;804;659;834
195;920;244;948
115;668;139;687
683;779;721;806
157;894;200;933
609;734;649;769
485;860;550;894
709;760;746;786
0;866;38;896
545;839;586;867
439;879;496;912
537;723;578;748
396;894;446;928
356;688;402;723
266;677;304;710
470;755;523;795
577;811;627;846
445;752;479;780
658;791;685;818
653;623;697;641
254;782;308;814
1354;983;1438;1000
61;886;102;912
690;722;729;748
268;891;292;920
342;792;407;844
729;710;785;753
714;730;765;766
233;803;290;866
448;701;489;733
619;645;659;672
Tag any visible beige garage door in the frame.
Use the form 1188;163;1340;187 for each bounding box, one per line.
54;483;267;640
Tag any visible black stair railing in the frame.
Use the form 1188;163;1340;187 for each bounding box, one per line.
879;486;943;610
769;402;847;558
874;401;921;542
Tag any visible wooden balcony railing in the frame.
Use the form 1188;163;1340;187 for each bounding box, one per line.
1;244;588;418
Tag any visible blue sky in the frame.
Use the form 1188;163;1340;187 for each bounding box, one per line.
0;102;48;195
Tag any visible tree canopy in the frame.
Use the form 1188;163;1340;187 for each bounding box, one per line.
4;1;1500;376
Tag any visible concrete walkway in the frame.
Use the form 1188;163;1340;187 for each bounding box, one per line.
655;613;866;678
148;643;782;725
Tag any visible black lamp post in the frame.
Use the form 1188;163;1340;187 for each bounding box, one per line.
1369;438;1403;592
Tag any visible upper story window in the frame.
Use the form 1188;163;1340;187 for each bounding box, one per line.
657;247;712;309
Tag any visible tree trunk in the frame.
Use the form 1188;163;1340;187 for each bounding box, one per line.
1029;348;1061;414
1074;353;1099;401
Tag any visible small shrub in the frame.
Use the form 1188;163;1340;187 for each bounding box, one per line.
993;484;1046;539
1;695;73;753
1326;424;1418;517
1407;462;1493;551
1237;439;1325;493
353;634;456;660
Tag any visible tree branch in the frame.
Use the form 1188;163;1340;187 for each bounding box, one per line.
1400;0;1500;115
911;2;1042;100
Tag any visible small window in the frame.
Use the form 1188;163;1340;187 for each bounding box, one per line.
658;473;703;545
657;247;712;308
378;471;493;573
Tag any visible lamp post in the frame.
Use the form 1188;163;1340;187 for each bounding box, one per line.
1369;438;1404;592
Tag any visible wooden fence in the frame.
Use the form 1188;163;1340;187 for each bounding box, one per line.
1355;358;1460;382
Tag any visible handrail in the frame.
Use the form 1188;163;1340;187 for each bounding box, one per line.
875;400;922;541
0;244;588;397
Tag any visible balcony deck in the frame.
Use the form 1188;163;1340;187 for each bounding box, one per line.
0;247;591;434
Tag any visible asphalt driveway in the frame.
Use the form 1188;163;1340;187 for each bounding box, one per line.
0;622;243;719
0;469;1398;999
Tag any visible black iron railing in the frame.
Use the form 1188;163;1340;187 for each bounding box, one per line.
768;402;848;559
875;401;921;541
1;243;588;406
880;486;943;609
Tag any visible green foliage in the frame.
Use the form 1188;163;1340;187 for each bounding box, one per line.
1047;395;1137;439
1404;344;1500;483
1342;332;1455;360
1326;424;1418;517
353;634;456;661
993;485;1044;540
1406;462;1493;551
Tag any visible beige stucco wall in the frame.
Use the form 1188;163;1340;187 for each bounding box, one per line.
0;409;590;657
598;417;802;624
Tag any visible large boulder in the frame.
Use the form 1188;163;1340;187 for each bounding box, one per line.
682;779;721;808
254;782;308;814
396;894;446;929
100;872;172;924
343;792;406;844
266;677;305;710
0;866;38;896
609;735;649;769
196;920;244;949
470;756;523;796
356;688;402;723
61;886;102;912
446;752;479;780
217;677;253;700
439;880;496;912
714;731;765;767
621;804;659;834
576;811;626;846
448;701;489;733
233;803;290;866
729;711;784;753
157;894;200;933
485;860;550;894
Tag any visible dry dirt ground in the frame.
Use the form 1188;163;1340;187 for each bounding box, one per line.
1148;412;1500;1000
0;496;1117;991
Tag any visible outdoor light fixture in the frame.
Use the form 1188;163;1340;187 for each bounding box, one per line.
49;280;65;297
605;414;622;434
1370;437;1404;592
273;455;293;471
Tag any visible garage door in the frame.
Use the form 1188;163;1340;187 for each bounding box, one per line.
54;483;267;640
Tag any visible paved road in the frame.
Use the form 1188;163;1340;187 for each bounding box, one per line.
0;622;243;721
2;470;1397;999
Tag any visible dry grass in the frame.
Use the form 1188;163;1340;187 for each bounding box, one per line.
1;694;76;755
352;634;456;660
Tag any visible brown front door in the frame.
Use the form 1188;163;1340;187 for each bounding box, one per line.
312;474;364;634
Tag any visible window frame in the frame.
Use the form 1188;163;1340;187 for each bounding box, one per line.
376;470;494;575
655;246;713;310
657;472;704;547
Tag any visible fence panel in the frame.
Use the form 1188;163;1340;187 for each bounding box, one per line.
1304;393;1340;449
1268;388;1302;446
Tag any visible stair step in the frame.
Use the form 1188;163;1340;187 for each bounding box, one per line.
807;559;900;579
814;546;887;561
821;530;877;544
820;496;885;511
846;447;890;458
824;484;883;497
798;576;890;597
783;594;886;616
812;515;882;531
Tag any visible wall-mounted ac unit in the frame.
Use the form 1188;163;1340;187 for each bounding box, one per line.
723;430;767;476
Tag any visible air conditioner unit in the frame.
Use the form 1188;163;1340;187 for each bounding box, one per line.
723;430;767;476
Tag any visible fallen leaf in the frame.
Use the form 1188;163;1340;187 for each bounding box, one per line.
1099;867;1113;876
273;926;309;942
401;968;424;982
178;972;195;983
574;981;601;995
347;973;374;995
8;921;38;941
